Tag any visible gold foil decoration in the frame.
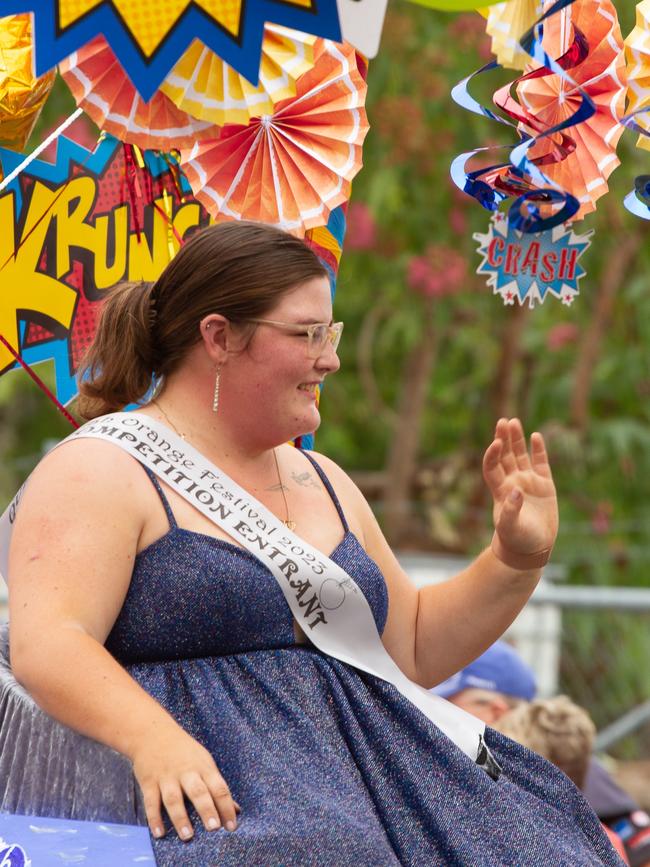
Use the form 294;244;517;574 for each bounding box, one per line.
0;14;56;151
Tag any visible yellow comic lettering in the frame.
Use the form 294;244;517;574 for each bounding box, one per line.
128;203;173;281
92;205;129;289
172;202;202;253
0;186;77;372
53;176;98;278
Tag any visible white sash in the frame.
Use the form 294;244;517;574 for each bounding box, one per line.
0;412;501;778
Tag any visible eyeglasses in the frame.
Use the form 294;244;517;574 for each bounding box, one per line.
244;319;343;359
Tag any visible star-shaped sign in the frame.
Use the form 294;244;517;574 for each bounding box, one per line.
474;213;593;308
4;0;341;100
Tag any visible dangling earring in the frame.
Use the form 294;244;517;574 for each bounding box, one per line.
212;366;221;413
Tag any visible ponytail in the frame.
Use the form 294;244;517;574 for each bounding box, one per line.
77;281;157;419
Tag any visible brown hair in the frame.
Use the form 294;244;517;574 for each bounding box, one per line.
494;695;596;787
77;222;328;419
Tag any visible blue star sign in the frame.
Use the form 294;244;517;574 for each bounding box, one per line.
474;212;593;307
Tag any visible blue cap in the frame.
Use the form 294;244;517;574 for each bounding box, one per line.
432;641;537;702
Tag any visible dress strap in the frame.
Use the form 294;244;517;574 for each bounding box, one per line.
300;450;349;533
140;465;178;530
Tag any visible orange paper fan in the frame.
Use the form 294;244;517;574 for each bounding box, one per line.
516;0;626;218
59;36;220;150
179;40;368;237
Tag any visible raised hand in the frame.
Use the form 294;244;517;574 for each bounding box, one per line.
482;418;558;568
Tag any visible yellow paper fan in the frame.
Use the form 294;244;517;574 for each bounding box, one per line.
625;0;650;151
160;24;316;126
485;0;543;70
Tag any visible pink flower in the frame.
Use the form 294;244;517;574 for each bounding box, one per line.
546;323;579;352
408;255;444;298
345;201;377;251
407;245;467;298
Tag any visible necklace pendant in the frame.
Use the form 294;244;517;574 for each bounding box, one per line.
284;520;297;531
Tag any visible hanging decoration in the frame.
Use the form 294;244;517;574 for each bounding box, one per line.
0;133;211;403
59;36;220;151
517;0;626;220
159;25;317;127
474;211;592;306
3;0;341;101
0;14;56;151
450;0;596;235
483;0;544;70
179;40;368;237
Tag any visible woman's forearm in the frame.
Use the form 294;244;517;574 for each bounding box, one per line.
11;627;181;760
413;547;541;688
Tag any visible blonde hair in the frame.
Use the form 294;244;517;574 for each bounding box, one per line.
77;222;327;419
494;695;596;787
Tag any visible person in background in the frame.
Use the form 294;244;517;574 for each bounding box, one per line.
432;638;537;724
493;696;629;865
433;641;650;867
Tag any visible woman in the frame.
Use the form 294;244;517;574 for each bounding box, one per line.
6;222;618;865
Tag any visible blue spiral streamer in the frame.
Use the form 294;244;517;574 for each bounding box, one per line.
450;0;596;233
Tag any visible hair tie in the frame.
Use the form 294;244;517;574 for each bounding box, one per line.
147;282;158;330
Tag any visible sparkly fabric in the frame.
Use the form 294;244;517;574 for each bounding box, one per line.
102;457;621;867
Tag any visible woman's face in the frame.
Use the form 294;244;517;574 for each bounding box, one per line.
223;275;340;445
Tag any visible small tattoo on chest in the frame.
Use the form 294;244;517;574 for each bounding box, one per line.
291;471;321;489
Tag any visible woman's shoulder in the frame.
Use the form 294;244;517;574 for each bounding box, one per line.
300;449;375;530
16;435;150;520
302;450;362;497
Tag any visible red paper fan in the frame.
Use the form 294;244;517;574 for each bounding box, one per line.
178;40;368;237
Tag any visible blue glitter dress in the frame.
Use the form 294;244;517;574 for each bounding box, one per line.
105;457;621;867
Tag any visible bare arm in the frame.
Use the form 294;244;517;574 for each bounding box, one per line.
8;439;238;839
312;418;558;687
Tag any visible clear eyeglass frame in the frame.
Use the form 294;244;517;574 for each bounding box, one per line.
244;319;343;358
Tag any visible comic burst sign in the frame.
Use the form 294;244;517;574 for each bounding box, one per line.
474;213;593;307
4;0;341;101
0;133;213;403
